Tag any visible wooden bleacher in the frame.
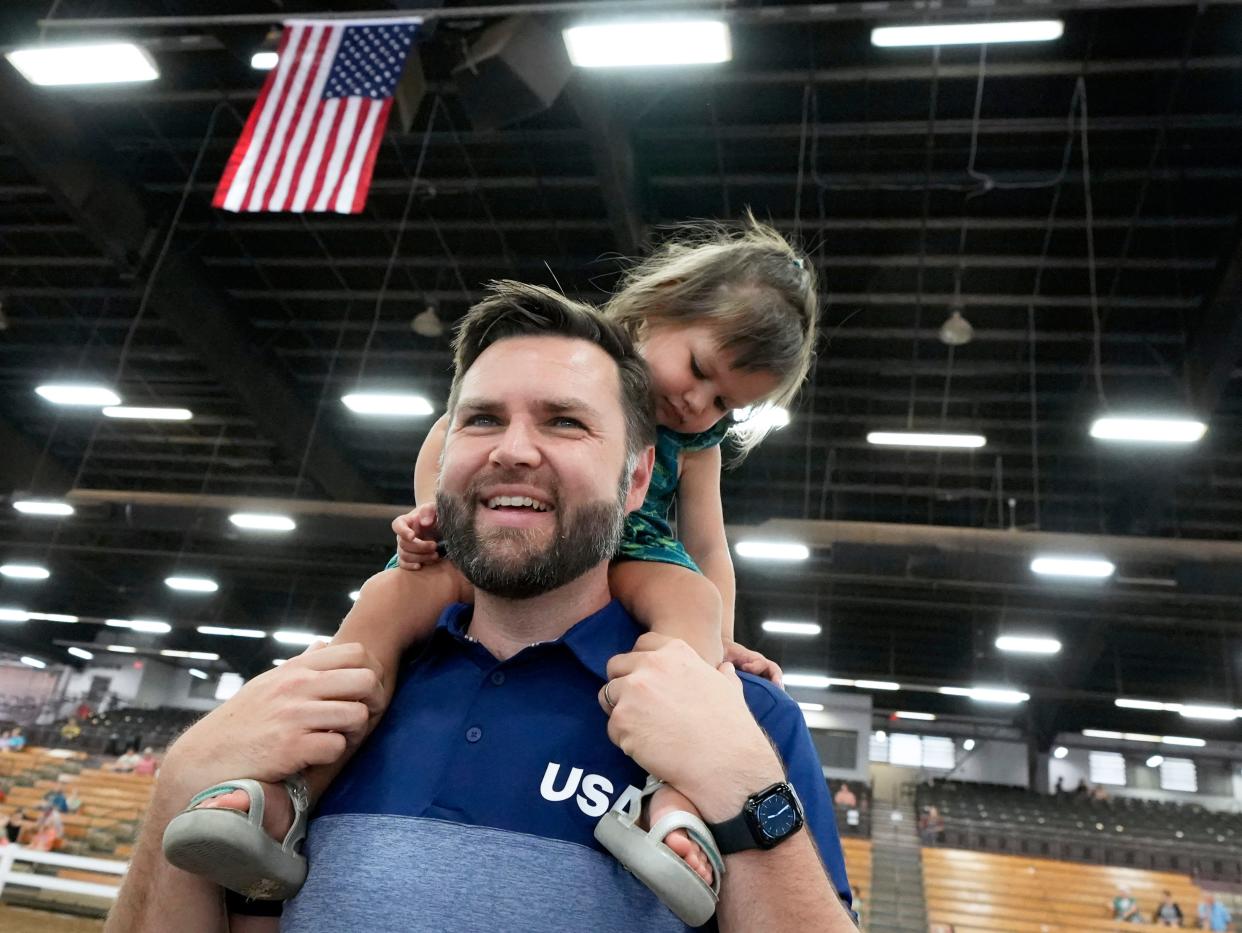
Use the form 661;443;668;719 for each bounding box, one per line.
841;836;872;895
924;847;1204;933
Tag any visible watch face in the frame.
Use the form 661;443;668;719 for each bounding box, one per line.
755;789;800;841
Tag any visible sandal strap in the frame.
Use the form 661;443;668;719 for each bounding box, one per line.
187;779;266;832
647;810;726;896
280;773;310;855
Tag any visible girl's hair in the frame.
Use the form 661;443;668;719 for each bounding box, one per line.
605;210;818;457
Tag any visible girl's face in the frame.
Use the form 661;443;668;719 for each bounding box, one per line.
639;323;780;434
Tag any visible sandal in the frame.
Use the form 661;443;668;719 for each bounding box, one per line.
162;774;310;900
594;775;725;927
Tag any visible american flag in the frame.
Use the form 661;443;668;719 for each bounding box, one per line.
213;19;420;214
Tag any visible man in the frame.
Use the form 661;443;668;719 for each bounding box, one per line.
107;283;853;932
1199;894;1234;932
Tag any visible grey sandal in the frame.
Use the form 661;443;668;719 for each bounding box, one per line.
594;775;725;927
162;774;310;900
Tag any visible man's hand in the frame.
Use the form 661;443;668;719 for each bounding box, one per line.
599;633;784;822
392;503;441;570
162;641;386;789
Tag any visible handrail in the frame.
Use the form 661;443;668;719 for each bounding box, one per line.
0;844;126;900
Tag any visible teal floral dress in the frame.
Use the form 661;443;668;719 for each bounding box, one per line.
615;420;731;573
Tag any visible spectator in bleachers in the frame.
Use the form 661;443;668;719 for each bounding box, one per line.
0;728;9;751
6;726;26;752
1112;885;1144;923
4;807;23;844
133;747;159;776
30;803;63;851
60;716;82;743
44;778;69;813
1091;784;1111;802
111;746;141;772
833;782;857;808
918;805;945;845
1075;777;1089;796
1053;776;1065;795
64;786;82;814
1154;889;1184;926
1198;894;1233;932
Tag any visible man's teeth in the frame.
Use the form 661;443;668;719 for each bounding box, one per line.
484;495;550;511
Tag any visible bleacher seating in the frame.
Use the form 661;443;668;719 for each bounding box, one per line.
917;780;1242;882
26;706;203;756
923;847;1204;932
840;836;872;900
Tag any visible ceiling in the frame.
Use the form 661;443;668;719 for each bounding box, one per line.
0;0;1240;753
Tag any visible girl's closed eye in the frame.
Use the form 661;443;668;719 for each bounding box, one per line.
689;355;705;379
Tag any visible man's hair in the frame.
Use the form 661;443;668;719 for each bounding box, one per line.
448;280;656;460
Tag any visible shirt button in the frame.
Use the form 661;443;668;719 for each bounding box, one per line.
466;726;482;743
490;672;505;686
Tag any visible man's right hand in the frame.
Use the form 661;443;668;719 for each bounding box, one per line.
162;641;386;789
392;503;441;570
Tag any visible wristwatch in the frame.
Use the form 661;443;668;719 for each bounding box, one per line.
705;782;805;854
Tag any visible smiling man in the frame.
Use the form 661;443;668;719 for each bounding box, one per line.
108;282;853;933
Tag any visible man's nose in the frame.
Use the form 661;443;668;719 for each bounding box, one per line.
489;419;542;469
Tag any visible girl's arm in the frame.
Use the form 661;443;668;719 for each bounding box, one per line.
677;445;736;642
413;413;449;506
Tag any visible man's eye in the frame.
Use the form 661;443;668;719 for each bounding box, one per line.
464;414;499;427
690;355;705;379
552;417;585;429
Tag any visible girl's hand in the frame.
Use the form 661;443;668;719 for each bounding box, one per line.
724;640;784;689
392;503;441;570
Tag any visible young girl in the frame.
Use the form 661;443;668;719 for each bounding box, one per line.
163;213;818;906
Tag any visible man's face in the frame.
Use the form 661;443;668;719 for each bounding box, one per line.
436;335;651;599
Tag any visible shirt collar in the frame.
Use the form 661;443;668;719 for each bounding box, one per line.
434;599;640;681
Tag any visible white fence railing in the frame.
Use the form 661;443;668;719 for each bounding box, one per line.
0;844;127;900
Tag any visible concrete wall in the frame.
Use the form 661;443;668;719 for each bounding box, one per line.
800;691;872;781
950;739;1030;788
64;659;219;712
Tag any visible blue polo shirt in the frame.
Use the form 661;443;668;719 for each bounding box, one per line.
280;600;850;932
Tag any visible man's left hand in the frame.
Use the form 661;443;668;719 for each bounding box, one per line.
599;633;784;822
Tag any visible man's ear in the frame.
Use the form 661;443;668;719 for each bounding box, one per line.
623;445;656;515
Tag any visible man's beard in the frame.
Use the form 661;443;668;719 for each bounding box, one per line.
436;472;629;600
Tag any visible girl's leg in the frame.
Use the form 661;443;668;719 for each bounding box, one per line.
608;560;723;667
193;563;472;835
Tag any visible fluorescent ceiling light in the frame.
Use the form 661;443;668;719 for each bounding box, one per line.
165;576;219;593
272;630;330;646
1053;745;1068;759
784;673;832;689
6;42;159;86
826;678;859;687
0;608;29;623
341;393;434;417
941;685;1028;703
797;702;824;712
20;656;46;669
1161;735;1206;748
272;658;288;666
1030;556;1115;579
103;406;193;421
761;620;821;637
995;635;1061;655
1122;732;1161;743
29;612;78;623
1116;698;1174;711
251;51;278;70
866;431;986;449
13;500;74;517
229;512;296;532
733;405;790;431
188;668;209;680
895;711;936;721
1082;729;1122;739
160;650;219;661
1;564;50;580
105;618;171;634
963;739;976;751
197;625;265;638
1178;704;1238;722
349;590;361;602
1146;754;1164;768
855;680;900;691
734;540;809;561
67;647;94;660
564;20;731;68
107;645;136;653
35;384;121;407
871;20;1063;48
1089;417;1206;445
